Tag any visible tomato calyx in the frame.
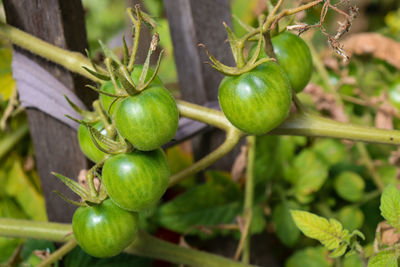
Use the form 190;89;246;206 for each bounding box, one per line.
201;16;274;76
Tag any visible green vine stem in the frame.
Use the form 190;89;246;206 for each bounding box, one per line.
356;143;385;192
0;218;258;267
36;238;78;267
271;111;400;145
169;128;244;186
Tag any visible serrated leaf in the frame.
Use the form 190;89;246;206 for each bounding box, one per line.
155;171;242;234
380;185;400;230
368;250;398;267
285;246;333;267
334;172;365;202
329;242;348;258
291;210;349;250
250;205;266;235
272;201;301;246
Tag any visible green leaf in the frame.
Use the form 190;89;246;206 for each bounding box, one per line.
337;206;364;231
378;165;398;186
250;205;266;235
343;253;363;267
368;250;398;267
329;242;347;258
334;172;365;202
285;246;333;267
0;238;22;263
64;246;152;267
289;150;329;204
166;145;195;188
291;210;349;250
272;201;301;246
380;185;400;230
5;159;47;221
20;239;57;267
0;48;15;101
156;171;242;234
312;139;348;166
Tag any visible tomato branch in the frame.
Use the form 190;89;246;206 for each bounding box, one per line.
169;128;244;186
0;218;257;267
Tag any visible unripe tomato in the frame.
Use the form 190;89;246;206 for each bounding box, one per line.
218;61;292;135
78;122;107;163
114;86;179;151
72;199;139;258
102;148;170;211
100;65;163;114
272;32;313;93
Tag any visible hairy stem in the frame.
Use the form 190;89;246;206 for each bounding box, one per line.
169;128;244;186
0;219;257;267
36;238;77;267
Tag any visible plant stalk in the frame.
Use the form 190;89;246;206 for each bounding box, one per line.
0;218;258;267
36;238;77;267
169;128;244;186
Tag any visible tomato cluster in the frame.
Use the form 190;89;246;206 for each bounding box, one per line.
72;62;176;258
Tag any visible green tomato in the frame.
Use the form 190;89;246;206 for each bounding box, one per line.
100;65;163;114
114;86;179;151
102;148;170;211
218;61;292;135
72;199;139;258
272;31;313;93
78;122;108;163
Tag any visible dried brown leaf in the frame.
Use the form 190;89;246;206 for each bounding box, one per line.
231;145;248;182
376;221;400;246
343;33;400;70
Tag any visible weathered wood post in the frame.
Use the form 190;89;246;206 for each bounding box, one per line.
3;0;96;222
163;0;242;170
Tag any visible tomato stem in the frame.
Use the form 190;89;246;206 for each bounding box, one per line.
36;238;78;267
0;218;257;267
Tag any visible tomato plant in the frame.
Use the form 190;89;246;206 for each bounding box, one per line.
271;31;313;93
218;61;292;135
72;199;139;258
102;148;170;211
114;86;179;151
77;122;107;163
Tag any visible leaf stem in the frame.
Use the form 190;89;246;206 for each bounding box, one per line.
0;219;258;267
36;238;77;267
241;136;256;263
356;143;385;192
169;128;244;186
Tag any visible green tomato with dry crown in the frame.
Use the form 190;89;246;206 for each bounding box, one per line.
114;86;179;151
218;61;292;135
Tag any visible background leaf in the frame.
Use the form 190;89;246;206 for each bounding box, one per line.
334;172;365;202
155;171;242;234
272;201;301;246
380;185;400;230
368;250;398;267
285;246;333;267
